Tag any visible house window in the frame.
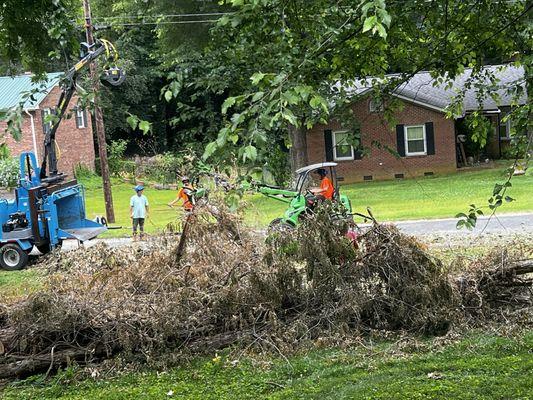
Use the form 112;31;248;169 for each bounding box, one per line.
404;125;427;156
499;115;512;140
42;108;52;135
333;131;354;161
76;107;86;129
369;98;383;113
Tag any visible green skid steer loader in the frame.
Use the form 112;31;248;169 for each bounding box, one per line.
257;162;353;232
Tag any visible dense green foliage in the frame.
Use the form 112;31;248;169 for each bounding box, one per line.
88;0;228;155
2;332;532;399
196;0;531;169
0;156;19;188
0;0;78;74
0;1;530;166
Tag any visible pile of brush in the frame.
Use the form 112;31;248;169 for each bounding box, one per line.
0;203;531;380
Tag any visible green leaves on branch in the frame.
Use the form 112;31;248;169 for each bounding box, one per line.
222;97;237;114
281;109;298;125
202;142;218;161
0;0;78;73
126;114;152;135
162;79;183;103
222;94;251;115
139;121;152;135
241;145;258;162
455;204;483;230
489;181;513;210
465;113;492;148
0;107;24;142
309;95;328;113
205;69;330;164
456;176;515;230
250;72;267;85
361;0;391;38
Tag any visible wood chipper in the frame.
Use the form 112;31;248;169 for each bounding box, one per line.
0;40;125;270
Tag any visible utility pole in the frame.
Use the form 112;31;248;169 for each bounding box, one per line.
83;0;115;223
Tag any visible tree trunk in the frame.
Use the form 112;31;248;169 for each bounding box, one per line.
288;124;308;173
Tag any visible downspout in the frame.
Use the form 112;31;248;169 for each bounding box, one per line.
24;109;39;164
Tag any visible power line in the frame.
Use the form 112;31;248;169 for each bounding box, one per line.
93;20;218;27
94;12;232;21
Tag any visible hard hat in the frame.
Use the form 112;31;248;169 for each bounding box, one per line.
134;185;144;192
315;168;327;176
181;176;190;182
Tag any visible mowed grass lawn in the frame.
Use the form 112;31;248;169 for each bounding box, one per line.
3;332;532;400
82;164;533;237
82;177;181;237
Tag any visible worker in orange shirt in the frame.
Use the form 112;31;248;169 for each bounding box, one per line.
168;176;196;212
311;168;334;200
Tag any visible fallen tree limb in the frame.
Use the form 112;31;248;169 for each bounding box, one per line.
0;345;108;380
495;259;533;276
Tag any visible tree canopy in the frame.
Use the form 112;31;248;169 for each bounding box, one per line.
194;0;531;171
0;0;78;74
0;0;530;176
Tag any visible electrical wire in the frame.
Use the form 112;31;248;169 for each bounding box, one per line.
93;20;218;27
94;12;233;20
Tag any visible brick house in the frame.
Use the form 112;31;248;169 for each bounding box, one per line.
307;65;526;183
0;73;95;175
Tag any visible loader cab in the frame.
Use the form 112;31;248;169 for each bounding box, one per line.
294;162;340;198
265;162;353;232
267;162;352;232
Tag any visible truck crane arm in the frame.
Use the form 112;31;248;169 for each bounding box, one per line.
40;39;125;183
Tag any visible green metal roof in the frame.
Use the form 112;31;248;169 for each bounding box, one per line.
0;72;62;111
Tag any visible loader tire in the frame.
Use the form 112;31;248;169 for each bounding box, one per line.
0;244;29;271
267;218;294;235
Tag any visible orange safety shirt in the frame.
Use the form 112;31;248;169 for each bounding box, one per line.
177;186;195;210
320;177;334;200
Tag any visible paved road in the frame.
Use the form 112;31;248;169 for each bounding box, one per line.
57;212;532;253
371;213;533;236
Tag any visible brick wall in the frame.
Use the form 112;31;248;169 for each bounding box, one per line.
1;86;95;176
307;97;457;183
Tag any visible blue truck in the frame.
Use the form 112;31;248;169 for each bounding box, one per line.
0;40;125;270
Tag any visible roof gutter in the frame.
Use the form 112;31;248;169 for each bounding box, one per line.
391;93;447;113
465;109;501;114
23;109;39;164
349;90;448;113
